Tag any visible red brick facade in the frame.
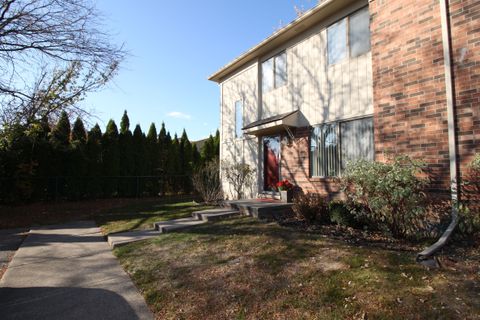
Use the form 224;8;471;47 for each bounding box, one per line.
280;0;479;198
449;0;480;178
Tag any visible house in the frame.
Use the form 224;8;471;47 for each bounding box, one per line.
209;0;480;200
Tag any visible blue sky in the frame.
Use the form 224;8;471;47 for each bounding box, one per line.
82;1;317;141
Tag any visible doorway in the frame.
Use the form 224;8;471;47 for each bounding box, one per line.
263;135;280;191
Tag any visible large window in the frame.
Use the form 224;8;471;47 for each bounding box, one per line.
327;19;347;65
310;117;374;177
262;51;287;93
327;6;370;65
235;100;243;138
349;7;371;58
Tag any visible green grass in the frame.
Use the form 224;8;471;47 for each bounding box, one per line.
114;216;480;319
96;201;212;235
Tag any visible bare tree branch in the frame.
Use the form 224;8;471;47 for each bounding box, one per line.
0;0;126;127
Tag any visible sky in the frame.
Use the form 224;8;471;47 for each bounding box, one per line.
82;1;317;141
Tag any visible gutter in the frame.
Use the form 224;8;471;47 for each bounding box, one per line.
417;0;459;263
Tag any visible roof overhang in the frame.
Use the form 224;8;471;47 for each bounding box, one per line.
243;110;307;136
208;0;361;83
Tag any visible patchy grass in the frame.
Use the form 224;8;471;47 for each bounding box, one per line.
115;217;480;320
0;197;200;229
96;201;212;235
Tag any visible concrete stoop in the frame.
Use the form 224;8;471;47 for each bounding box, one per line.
224;199;293;219
107;208;239;248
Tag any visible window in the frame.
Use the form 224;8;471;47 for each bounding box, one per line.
327;19;347;65
235;100;243;138
340;117;374;169
310;117;374;177
310;123;339;177
327;7;370;65
262;51;287;93
349;7;371;58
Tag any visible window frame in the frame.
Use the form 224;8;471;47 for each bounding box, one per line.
327;6;370;66
309;116;374;178
261;51;288;93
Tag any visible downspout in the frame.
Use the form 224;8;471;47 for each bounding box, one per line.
417;0;458;262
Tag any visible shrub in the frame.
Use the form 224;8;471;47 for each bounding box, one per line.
221;160;255;200
459;153;480;236
192;159;223;204
292;192;329;224
341;155;429;238
328;201;357;228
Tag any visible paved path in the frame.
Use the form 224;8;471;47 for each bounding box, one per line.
0;228;28;279
0;221;153;320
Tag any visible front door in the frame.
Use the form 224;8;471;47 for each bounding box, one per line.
263;135;280;191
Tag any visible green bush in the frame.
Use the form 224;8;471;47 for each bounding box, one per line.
328;201;355;227
459;153;480;236
341;155;429;238
292;192;329;224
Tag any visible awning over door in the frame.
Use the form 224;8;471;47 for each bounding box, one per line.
242;110;306;136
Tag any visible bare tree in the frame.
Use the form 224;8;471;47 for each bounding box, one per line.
192;159;223;204
0;0;125;127
222;160;255;200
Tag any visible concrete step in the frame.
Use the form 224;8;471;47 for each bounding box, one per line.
192;208;239;221
225;200;293;219
108;229;160;248
153;217;206;233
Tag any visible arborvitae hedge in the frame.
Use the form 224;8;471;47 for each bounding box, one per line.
0;110;218;203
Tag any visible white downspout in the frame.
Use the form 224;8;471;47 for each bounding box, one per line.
417;0;458;262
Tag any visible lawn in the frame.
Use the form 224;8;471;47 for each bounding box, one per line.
0;198;210;233
115;216;480;320
95;201;213;235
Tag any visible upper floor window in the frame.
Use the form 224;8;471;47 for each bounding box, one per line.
235;100;243;138
327;6;370;65
262;51;287;93
310;117;374;177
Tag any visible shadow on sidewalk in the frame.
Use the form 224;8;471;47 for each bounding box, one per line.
0;286;140;320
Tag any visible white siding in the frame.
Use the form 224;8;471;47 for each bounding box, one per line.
220;63;259;199
262;28;373;126
218;3;373;198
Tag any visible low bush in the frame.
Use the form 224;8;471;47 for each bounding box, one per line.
328;201;355;227
192;159;223;204
341;155;429;239
292;192;329;224
459;153;480;236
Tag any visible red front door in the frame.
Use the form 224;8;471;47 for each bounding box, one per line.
263;136;280;191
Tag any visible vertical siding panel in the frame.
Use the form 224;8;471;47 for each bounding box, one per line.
358;55;368;117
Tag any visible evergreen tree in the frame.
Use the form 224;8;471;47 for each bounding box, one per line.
71;117;87;144
132;124;147;176
50;111;71;147
146;123;158;175
157;122;169;175
86;124;103;197
201;134;215;163
102;119;120;196
214;129;220;158
70;117;88;198
120;110;130;134
118;111;134;195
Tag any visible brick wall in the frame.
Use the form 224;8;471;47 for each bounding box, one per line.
370;0;451;193
280;128;341;199
449;0;480;178
280;0;479;198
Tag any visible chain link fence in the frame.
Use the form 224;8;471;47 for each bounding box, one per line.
0;175;194;203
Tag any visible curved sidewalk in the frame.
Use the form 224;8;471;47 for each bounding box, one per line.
0;221;153;320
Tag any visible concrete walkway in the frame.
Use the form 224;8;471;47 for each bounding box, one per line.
0;221;153;320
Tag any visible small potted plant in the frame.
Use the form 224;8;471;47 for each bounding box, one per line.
276;179;294;203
